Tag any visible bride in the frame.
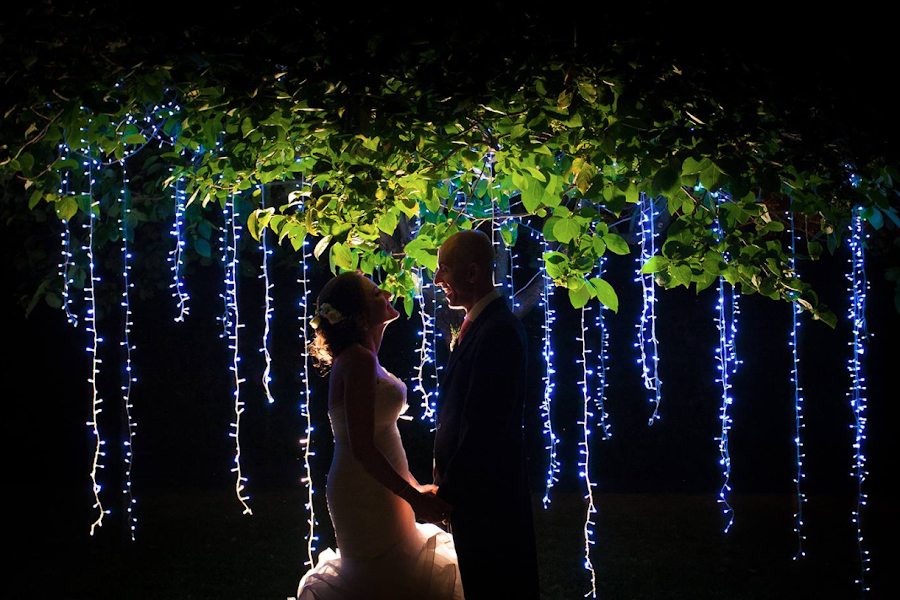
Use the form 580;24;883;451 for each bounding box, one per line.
293;271;464;600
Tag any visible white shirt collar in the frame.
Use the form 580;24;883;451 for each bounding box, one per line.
465;288;502;323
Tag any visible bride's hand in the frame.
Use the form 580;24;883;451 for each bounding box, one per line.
414;483;439;495
404;489;452;523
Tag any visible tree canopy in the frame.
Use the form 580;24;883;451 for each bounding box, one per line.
2;3;898;323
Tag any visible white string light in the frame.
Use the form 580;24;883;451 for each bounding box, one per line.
577;303;598;598
846;209;871;594
259;184;276;405
788;207;807;559
539;237;560;508
634;193;663;424
297;222;318;567
224;191;252;515
81;132;109;536
118;161;138;540
168;169;190;322
412;266;438;425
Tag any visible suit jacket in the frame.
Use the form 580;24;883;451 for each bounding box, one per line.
433;296;539;599
433;296;529;510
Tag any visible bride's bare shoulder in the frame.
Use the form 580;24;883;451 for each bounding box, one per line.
332;344;377;376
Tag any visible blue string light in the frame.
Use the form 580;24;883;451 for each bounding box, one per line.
593;256;612;441
168;169;190;322
846;209;871;594
634;193;663;424
118;161;138;540
712;193;736;533
259;184;276;405
788;206;807;560
223;191;252;515
539;237;560;508
297;229;319;567
57;141;79;328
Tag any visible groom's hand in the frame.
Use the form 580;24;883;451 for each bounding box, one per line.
417;484;439;495
412;491;453;523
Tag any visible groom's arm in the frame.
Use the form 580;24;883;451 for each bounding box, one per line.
437;321;526;507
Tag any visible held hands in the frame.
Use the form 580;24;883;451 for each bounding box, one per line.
398;482;452;523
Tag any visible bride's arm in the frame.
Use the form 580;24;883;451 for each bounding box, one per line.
339;346;443;507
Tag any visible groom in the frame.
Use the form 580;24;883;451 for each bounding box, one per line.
431;230;540;600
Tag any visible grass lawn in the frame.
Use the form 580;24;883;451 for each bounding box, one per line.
18;489;896;599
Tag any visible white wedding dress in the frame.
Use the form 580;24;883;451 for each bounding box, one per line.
293;369;464;600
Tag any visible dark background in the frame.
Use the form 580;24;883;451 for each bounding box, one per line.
3;2;898;598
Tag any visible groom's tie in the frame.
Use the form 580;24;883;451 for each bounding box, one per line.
457;318;472;344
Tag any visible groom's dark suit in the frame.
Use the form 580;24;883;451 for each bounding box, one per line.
434;295;539;600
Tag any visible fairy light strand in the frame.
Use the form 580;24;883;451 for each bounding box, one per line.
788;207;807;559
57;141;79;327
82;135;109;536
168;171;190;322
846;209;871;594
259;184;276;404
118;162;138;540
712;193;735;533
577;303;598;598
224;191;252;515
635;193;663;424
593;256;613;440
539;237;561;508
297;229;318;567
413;266;438;425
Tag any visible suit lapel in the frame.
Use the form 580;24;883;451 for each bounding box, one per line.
442;297;506;385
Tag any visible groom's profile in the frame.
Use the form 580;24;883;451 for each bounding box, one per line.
432;229;540;600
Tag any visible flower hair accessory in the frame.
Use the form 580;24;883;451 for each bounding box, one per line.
310;302;344;329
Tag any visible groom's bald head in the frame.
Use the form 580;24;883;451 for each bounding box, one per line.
435;229;496;311
440;230;494;284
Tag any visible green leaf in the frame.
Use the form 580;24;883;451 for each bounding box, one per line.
331;242;355;270
568;279;591;309
28;190;43;209
377;210;399;235
575;160;595;195
521;176;544;213
194;238;211;258
813;307;837;329
123;133;147;145
553;218;582;244
602;233;629;255
861;206;884;229
681;157;703;176
403;294;414;318
807;241;823;260
695;272;717;293
759;220;785;235
590;277;618;313
577;82;598;103
592;234;607;257
56;197;78;222
669;264;693;287
640;255;668;274
700;160;727;192
314;234;333;259
19;152;34;173
543;251;569;279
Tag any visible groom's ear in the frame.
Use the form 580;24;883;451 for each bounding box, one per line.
466;261;481;283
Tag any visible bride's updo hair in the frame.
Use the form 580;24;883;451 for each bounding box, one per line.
309;271;369;372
